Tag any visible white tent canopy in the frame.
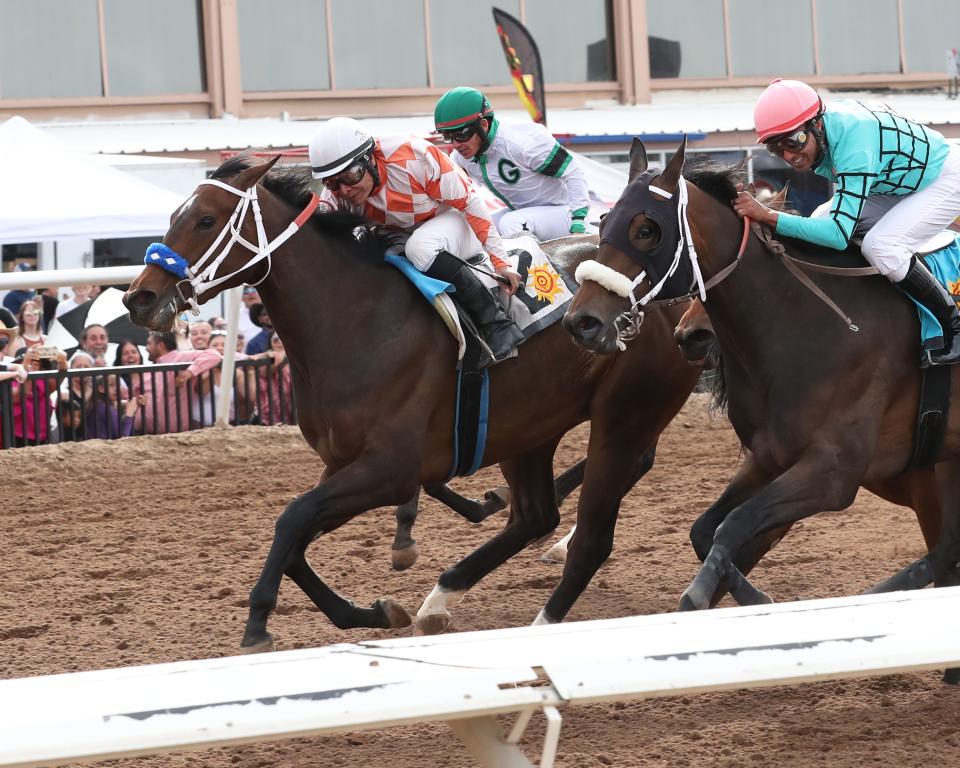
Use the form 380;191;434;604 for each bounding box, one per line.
0;116;185;245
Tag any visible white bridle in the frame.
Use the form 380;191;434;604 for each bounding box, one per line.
147;177;318;314
573;177;706;348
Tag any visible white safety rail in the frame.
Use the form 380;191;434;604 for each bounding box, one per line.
3;587;960;768
0;265;242;427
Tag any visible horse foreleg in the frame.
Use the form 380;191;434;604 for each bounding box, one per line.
680;452;860;611
391;488;421;571
864;459;960;595
414;443;561;635
242;454;419;651
536;444;656;625
688;453;781;607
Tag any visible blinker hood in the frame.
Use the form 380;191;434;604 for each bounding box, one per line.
599;169;696;300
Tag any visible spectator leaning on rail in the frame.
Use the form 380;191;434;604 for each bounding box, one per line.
733;79;960;366
80;324;110;367
308;116;524;363
188;320;213;351
434;87;591;241
140;330;221;434
6;298;46;357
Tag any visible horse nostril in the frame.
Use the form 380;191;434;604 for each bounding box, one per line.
564;311;602;342
124;289;158;310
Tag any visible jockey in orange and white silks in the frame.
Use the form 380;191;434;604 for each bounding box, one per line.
733;78;960;366
309;117;524;363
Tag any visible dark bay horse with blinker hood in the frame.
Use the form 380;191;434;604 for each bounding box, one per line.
123;155;700;650
565;138;960;615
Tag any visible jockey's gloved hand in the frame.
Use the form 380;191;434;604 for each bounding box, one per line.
569;207;589;235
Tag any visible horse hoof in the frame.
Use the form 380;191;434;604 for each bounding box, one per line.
377;598;412;629
943;667;960;685
540;542;568;564
414;612;451;636
239;633;274;654
391;543;420;571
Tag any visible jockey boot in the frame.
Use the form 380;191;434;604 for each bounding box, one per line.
425;250;524;361
897;255;960;365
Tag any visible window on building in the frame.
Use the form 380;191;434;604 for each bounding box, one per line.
1;243;38;271
0;0;205;100
238;0;330;91
646;0;726;78
330;0;427;89
729;0;814;77
0;0;102;99
902;0;960;73
817;0;899;75
103;0;205;96
430;1;519;87
525;0;614;82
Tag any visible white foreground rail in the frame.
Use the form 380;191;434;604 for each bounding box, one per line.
3;587;960;768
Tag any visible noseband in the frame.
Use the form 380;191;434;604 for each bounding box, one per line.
575;176;749;349
145;178;318;314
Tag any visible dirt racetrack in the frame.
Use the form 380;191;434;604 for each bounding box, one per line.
2;392;960;767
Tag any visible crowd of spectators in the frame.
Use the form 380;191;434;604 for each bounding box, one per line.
0;280;295;448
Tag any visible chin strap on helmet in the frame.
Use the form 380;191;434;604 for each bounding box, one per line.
807;114;828;169
359;150;381;188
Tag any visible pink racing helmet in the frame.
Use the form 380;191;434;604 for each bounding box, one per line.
754;79;823;143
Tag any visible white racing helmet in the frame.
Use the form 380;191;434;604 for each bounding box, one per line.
308;117;376;179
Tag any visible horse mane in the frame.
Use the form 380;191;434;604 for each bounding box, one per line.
684;160;844;261
211;153;393;261
684;160;745;207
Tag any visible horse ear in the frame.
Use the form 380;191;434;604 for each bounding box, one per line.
232;155;282;191
768;182;790;211
658;136;687;191
627;137;649;183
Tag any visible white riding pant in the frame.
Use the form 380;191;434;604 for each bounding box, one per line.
493;205;571;241
861;144;960;282
404;209;489;272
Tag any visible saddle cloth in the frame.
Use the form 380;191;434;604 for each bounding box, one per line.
913;233;960;356
385;234;578;360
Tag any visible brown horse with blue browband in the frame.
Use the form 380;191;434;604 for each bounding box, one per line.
123;154;700;650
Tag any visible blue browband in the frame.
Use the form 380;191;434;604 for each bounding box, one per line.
145;242;191;279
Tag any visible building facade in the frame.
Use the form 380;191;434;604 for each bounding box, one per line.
1;0;958;122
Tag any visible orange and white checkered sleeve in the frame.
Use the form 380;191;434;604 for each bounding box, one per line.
422;144;508;269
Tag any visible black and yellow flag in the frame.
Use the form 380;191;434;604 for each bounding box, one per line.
492;7;547;127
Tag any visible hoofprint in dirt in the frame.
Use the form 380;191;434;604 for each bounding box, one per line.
1;393;958;767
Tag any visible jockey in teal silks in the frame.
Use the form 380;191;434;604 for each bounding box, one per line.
734;78;960;366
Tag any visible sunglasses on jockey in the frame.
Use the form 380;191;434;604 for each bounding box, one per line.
440;123;479;144
764;127;813;157
321;162;367;191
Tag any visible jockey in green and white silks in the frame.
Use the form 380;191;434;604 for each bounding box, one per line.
734;79;960;366
434;87;591;241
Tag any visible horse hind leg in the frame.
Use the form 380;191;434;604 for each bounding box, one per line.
391;488;421;571
864;460;960;596
414;441;561;635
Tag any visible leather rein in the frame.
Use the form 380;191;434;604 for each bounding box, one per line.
648;214;874;333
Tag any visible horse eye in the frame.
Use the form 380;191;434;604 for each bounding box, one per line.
198;215;216;229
